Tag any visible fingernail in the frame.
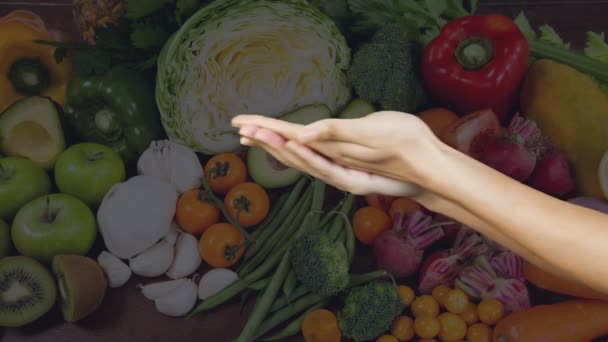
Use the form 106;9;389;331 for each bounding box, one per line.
239;125;257;137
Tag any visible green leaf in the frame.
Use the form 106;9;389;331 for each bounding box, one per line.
94;23;132;51
424;0;448;19
130;23;172;49
539;24;570;49
53;47;68;64
466;0;478;13
125;0;175;19
135;54;159;70
71;49;112;77
584;31;608;63
175;0;204;25
421;26;441;46
514;11;536;41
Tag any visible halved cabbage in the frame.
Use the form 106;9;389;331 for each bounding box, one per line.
156;0;352;154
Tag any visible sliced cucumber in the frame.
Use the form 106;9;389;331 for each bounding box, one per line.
247;104;331;189
338;98;376;119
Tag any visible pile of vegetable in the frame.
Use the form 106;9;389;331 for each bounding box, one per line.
3;0;608;341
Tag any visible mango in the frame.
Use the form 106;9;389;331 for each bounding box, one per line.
521;59;608;199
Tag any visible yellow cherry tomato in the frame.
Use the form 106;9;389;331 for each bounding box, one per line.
376;335;399;342
397;285;416;307
390;316;415;341
431;285;451;306
438;312;467;342
477;298;505;325
419;339;438;342
414;315;440;339
459;302;479;325
301;309;341;342
443;288;469;314
466;323;492;342
411;295;440;318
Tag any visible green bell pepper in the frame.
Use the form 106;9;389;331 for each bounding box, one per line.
63;66;164;163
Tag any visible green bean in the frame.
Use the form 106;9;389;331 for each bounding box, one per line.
308;179;326;229
328;193;355;241
239;189;313;277
249;191;288;241
282;269;297;303
260;302;326;341
253;293;327;341
269;285;310;313
344;209;356;266
187;279;250;317
243;177;309;260
248;277;271;291
336;228;346;245
236;251;292;342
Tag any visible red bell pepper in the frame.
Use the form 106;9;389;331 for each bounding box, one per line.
422;14;529;123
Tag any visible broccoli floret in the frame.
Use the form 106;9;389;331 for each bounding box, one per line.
289;230;349;297
347;24;428;113
338;280;404;341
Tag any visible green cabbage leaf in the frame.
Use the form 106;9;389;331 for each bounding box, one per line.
156;0;352;154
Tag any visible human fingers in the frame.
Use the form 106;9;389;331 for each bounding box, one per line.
232;114;303;141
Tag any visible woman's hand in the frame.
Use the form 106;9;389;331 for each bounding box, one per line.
236;124;422;197
232;111;441;186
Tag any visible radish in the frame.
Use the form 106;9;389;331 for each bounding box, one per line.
417;228;490;294
456;255;531;313
489;250;525;282
479;114;543;181
527;149;575;197
373;211;445;278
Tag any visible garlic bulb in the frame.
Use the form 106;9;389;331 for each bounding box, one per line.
97;251;131;288
137;140;203;194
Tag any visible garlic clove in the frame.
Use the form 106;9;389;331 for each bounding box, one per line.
97;251;132;288
154;277;197;317
198;268;239;300
163;221;180;245
165;232;202;279
129;239;175;277
139;278;188;300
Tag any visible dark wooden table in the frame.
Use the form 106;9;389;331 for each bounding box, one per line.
1;1;608;341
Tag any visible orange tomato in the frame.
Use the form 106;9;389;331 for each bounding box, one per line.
376;335;399;342
224;182;270;228
459;302;479;325
301;309;341;342
397;285;416;307
466;323;492;342
443;289;469;314
418;339;438;342
390;316;415;341
411;295;440;318
389;198;423;218
199;223;246;268
477;298;504;325
352;206;391;245
204;153;247;194
176;189;220;235
414;315;441;339
437;312;467;342
417;108;459;139
431;285;451;307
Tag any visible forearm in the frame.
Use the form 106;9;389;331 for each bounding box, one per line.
411;141;608;294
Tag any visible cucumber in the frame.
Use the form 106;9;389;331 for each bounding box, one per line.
338;98;376;119
247;104;331;189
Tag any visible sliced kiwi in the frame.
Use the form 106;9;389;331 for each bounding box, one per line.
52;255;107;322
0;256;57;327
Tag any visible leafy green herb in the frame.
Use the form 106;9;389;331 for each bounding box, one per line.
346;0;475;46
538;25;570;49
585;32;608;63
126;0;175;19
130;23;172;49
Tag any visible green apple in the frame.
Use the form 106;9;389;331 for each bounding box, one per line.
0;219;9;258
0;157;52;220
54;142;126;208
11;193;97;264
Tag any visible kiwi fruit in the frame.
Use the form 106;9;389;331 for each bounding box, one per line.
52;254;107;322
0;256;57;327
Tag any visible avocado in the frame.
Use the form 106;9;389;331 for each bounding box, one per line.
0;96;66;170
338;98;376;119
247;104;332;189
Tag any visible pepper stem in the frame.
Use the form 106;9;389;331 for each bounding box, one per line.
8;58;51;96
455;37;494;70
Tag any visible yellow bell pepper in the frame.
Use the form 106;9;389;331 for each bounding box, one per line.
0;10;70;113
